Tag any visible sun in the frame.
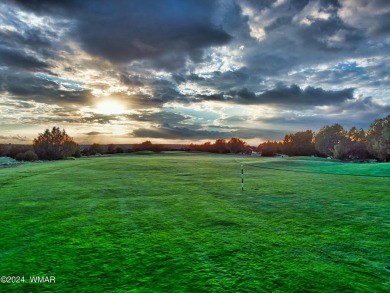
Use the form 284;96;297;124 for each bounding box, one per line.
93;100;126;115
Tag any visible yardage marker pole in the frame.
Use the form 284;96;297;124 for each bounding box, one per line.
241;164;244;191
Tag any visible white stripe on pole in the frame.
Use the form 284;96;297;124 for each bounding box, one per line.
241;164;244;191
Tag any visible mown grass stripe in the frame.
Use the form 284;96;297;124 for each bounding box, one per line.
0;153;389;292
245;162;390;177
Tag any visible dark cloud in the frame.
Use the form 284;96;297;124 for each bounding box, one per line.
247;84;354;106
81;113;119;125
239;0;276;10
195;93;226;103
370;15;390;36
131;123;285;141
257;115;335;131
297;18;363;51
237;0;370;76
119;74;144;87
6;0;76;12
0;71;93;105
0;29;54;60
10;0;231;69
172;74;187;84
348;96;390;112
198;84;354;106
0;24;55;50
2;105;85;125
128;110;286;141
320;0;340;7
227;87;256;102
150;79;186;103
206;69;256;90
84;131;112;136
327;96;390;125
184;73;206;82
109;78;189;109
107;92;178;110
131;124;222;140
292;63;369;87
338;0;390;37
0;45;50;71
0;4;61;75
127;111;190;125
255;95;390;131
173;68;266;101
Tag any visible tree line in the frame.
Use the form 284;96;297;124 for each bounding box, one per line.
258;115;389;161
0;115;389;162
185;115;390;162
0;127;80;161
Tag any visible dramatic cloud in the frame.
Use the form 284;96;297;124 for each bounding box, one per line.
132;124;223;140
229;84;354;106
0;46;50;71
131;124;285;141
1;0;389;143
196;85;354;106
126;111;190;125
338;0;390;36
0;71;93;105
9;0;231;69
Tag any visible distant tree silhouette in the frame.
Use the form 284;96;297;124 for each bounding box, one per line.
107;144;116;154
88;143;103;155
366;115;390;161
213;139;229;153
259;141;283;156
4;145;32;159
135;140;153;151
228;137;247;153
187;138;249;154
0;144;8;156
283;130;316;156
33;127;79;160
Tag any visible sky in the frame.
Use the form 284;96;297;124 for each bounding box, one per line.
0;0;389;145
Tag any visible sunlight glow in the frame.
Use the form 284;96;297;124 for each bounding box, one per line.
93;100;127;115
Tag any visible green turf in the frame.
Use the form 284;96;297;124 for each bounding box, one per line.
0;153;389;292
241;156;390;177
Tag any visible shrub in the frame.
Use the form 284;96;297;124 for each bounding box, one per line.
73;149;81;157
7;145;33;159
23;150;39;161
15;150;38;161
15;152;24;161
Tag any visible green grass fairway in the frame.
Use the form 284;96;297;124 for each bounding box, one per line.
1;153;389;292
